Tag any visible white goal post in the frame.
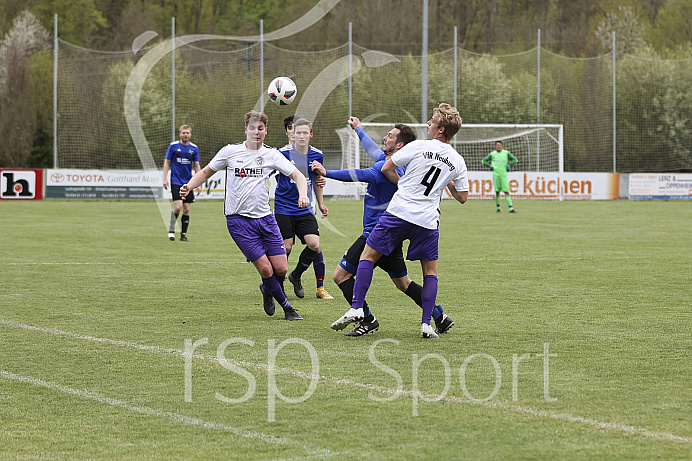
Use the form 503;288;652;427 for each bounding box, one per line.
336;123;564;199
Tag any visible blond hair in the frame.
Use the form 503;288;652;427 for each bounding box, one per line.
244;111;268;127
433;103;462;141
292;117;312;132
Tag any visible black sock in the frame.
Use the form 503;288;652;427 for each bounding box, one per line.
337;278;369;311
337;278;355;304
181;214;190;235
294;247;317;277
405;281;423;307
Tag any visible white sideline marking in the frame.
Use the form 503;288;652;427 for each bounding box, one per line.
2;319;691;445
0;369;331;457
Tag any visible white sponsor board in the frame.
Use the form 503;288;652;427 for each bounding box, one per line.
45;169;620;201
629;173;692;200
459;172;619;200
47;169;162;199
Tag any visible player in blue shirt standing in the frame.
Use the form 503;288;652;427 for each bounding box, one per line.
312;117;454;336
280;116;333;300
274;118;332;301
163;124;201;242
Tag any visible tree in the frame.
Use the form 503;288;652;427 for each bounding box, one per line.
0;44;35;167
33;0;107;47
0;10;51;167
591;1;650;55
648;0;692;52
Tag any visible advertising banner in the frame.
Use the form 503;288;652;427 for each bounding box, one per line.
455;172;619;200
46;169;162;199
44;169;620;201
0;169;43;200
629;173;692;200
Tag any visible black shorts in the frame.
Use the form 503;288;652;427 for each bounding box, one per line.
339;235;408;279
171;184;195;203
275;213;319;244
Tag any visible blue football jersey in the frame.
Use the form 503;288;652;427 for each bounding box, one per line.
166;141;200;185
274;144;323;215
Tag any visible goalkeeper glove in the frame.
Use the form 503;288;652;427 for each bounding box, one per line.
489;165;494;171
506;164;511;171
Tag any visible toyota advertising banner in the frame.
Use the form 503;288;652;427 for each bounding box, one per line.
46;169;162;199
0;169;43;200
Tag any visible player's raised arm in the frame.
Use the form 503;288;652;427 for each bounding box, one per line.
180;165;214;198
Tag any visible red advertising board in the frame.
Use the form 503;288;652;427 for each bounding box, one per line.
0;169;44;200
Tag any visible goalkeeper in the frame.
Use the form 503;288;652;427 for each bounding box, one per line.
482;141;518;213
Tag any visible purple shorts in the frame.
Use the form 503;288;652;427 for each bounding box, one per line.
226;214;286;263
366;212;439;261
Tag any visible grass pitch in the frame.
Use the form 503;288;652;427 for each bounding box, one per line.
1;198;691;459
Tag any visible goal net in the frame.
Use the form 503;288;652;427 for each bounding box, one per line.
336;123;563;199
339;123;563;171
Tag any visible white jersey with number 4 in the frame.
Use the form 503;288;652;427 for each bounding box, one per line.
388;139;469;229
208;142;296;218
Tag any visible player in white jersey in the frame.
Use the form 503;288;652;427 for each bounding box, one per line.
180;111;309;321
331;103;469;338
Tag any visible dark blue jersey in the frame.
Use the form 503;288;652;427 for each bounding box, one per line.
325;131;406;237
274;144;324;215
165;141;200;185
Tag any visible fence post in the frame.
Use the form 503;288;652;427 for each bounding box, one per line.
53;14;58;168
421;0;428;123
171;17;176;142
537;29;541;171
349;22;352;118
453;26;458;111
260;20;264;108
613;32;617;173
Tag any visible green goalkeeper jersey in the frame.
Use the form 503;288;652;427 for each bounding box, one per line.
482;149;517;174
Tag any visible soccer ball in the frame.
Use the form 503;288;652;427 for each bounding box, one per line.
267;77;297;106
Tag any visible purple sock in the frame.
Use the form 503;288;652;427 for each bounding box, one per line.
351;260;374;310
313;252;325;288
421;274;438;325
262;274;288;306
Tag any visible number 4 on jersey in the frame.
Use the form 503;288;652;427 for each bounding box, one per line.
421;166;442;196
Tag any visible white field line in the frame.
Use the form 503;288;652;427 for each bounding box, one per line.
0;255;649;266
2;319;691;445
0;369;333;457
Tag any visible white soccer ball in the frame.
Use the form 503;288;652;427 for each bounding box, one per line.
267;77;297;106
